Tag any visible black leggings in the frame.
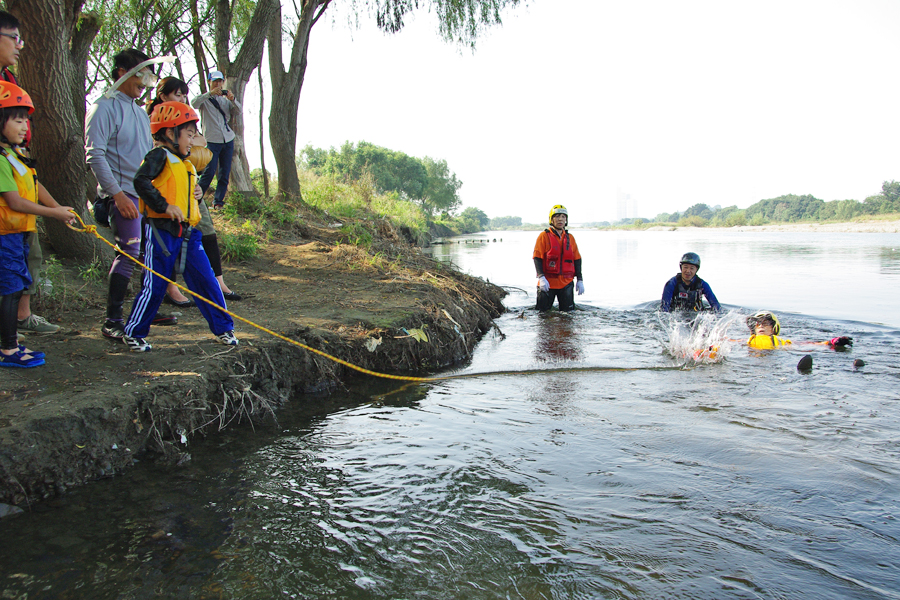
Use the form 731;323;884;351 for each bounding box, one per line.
0;290;23;350
536;282;575;312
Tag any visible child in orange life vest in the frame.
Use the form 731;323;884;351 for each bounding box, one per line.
121;101;238;352
533;204;583;311
0;81;77;367
745;311;852;350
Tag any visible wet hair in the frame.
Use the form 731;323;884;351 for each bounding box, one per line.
146;77;190;115
0;11;20;32
110;49;150;82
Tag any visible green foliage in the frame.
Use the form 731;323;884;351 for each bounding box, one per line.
677;215;708;227
646;180;900;228
220;230;259;262
339;222;375;248
490;215;522;228
300;142;462;216
374;0;524;49
222;191;294;227
77;257;105;283
299;169;428;240
84;0;208;97
458;207;490;232
683;203;714;220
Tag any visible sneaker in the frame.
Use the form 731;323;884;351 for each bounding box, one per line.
216;330;239;346
222;291;242;301
123;336;152;352
101;320;126;340
152;314;178;326
17;314;59;334
0;349;45;368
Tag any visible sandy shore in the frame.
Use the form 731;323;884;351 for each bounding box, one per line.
643;219;900;233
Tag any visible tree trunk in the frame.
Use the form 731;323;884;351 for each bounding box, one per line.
7;0;108;264
213;0;277;194
267;0;331;201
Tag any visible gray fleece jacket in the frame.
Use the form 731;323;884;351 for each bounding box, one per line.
84;91;152;199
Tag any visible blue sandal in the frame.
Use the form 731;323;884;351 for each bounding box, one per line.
0;349;45;368
17;344;45;359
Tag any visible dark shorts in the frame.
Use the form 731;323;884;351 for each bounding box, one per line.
536;282;575;312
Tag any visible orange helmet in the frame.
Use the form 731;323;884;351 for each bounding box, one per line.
0;80;34;114
149;101;198;134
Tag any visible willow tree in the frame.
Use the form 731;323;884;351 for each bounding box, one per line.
267;0;525;201
213;0;278;193
5;0;103;263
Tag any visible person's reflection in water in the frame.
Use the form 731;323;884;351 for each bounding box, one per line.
533;313;583;364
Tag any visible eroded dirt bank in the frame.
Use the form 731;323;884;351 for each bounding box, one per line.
0;228;506;508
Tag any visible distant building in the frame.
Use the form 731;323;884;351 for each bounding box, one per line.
617;190;639;221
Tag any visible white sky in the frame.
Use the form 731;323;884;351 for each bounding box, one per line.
239;0;900;224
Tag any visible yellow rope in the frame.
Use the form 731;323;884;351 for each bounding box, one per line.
68;212;684;383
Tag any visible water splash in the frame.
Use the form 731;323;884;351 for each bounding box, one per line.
656;310;746;364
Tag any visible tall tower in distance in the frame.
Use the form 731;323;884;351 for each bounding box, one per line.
617;190;639;221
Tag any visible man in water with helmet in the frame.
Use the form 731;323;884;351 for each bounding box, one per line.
533;205;583;311
661;252;721;313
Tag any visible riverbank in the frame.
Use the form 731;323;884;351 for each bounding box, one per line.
643;218;900;233
0;217;505;509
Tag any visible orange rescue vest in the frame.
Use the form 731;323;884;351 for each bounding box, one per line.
0;147;38;234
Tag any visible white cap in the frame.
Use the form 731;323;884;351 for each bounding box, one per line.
208;70;225;81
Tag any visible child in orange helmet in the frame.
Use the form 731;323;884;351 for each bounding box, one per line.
121;101;237;352
0;81;76;367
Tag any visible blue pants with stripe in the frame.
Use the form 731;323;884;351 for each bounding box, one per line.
124;224;233;339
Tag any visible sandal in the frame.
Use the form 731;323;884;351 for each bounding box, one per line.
17;344;45;359
0;349;45;368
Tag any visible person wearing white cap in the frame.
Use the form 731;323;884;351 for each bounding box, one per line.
190;69;240;209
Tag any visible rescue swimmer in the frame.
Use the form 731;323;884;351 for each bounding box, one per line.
661;252;721;313
533;204;584;311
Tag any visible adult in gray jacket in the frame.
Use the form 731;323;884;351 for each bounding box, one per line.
85;49;176;340
191;69;239;210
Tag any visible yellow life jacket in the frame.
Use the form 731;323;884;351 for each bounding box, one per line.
140;149;200;227
747;335;792;350
0;147;37;234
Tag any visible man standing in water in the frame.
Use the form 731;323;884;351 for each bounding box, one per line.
533;204;583;311
660;252;721;312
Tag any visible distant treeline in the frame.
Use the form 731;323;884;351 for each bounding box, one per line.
622;180;900;227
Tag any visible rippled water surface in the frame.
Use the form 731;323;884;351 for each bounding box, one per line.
1;230;899;599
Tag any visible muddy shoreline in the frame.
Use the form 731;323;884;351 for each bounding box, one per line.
0;227;506;510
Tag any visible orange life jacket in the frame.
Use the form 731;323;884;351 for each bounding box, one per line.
542;229;575;277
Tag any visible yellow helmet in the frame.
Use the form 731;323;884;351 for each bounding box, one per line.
747;310;781;335
549;204;568;224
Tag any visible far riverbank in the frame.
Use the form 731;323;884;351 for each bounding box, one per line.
642;219;900;234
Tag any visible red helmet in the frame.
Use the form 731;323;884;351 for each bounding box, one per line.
149;101;198;134
0;80;34;114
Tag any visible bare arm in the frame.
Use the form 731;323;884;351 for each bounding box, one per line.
2;191;75;224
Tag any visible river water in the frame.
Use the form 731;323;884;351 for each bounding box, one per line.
2;230;899;599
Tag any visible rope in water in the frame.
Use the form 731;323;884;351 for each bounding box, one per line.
68;212;685;382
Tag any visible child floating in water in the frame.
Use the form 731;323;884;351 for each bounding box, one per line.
690;310;852;361
745;310;852;350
